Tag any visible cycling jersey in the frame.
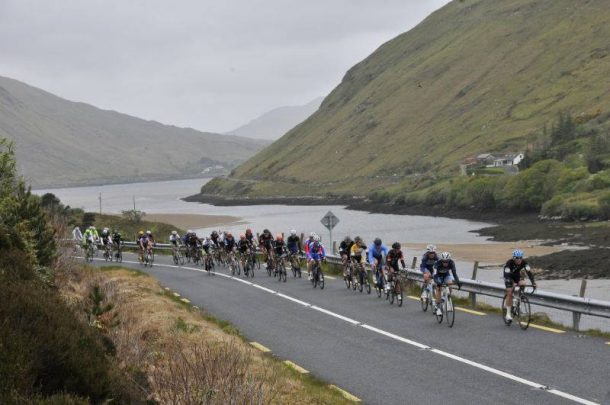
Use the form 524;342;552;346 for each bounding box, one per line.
303;238;314;254
224;237;236;252
420;252;438;273
386;249;405;271
274;240;287;256
286;235;301;254
339;240;354;257
350;243;366;263
112;232;122;245
307;241;325;261
503;259;534;287
433;259;460;285
367;244;389;267
169;233;181;245
237;239;251;254
259;233;274;250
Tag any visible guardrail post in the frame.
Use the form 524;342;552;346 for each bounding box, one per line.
300;233;304;249
332;241;337;255
572;279;587;331
470;261;479;307
411;257;417;270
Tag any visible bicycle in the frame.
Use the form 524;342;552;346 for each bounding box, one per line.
85;242;95;263
241;250;253;278
204;251;214;274
311;259;325;289
277;255;287;282
374;266;386;298
387;269;404;306
103;243;113;262
172;245;185;266
228;252;241;276
114;243;123;263
144;247;154;268
420;282;434;312
502;285;534;330
342;257;352;289
435;283;455;328
266;251;276;277
353;262;371;294
288;252;301;278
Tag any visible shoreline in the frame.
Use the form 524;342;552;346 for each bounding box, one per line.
141;213;243;230
32;174;216;191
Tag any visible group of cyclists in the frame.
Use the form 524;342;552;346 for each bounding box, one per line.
75;224;538;324
74;225;124;262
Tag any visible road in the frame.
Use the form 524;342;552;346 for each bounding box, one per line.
92;252;609;405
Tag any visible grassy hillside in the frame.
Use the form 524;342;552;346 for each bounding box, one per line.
0;76;269;187
204;0;610;198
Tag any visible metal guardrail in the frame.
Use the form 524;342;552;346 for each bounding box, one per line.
71;240;610;326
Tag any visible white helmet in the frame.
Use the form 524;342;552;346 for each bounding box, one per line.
426;244;437;253
313;235;321;242
171;230;177;235
440;251;451;261
187;229;193;234
310;232;316;237
146;230;152;235
89;225;95;230
290;229;297;236
103;227;109;232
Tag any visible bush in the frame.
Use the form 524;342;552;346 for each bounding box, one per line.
599;192;610;220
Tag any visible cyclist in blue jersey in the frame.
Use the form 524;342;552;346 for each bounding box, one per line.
420;244;439;299
368;238;389;290
307;235;326;280
286;229;302;255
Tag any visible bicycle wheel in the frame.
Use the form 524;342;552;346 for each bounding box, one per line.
281;265;287;282
389;284;395;305
375;273;382;297
344;271;351;289
445;296;455;327
420;285;429;312
397;283;403;307
501;294;512;325
358;271;363;293
319;268;325;290
312;268;318;289
179;251;185;265
436;299;444;323
518;294;531;330
173;252;179;265
116;250;122;263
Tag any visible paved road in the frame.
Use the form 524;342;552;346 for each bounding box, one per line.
92;253;609;405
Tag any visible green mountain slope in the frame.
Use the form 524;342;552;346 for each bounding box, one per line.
204;0;610;198
0;76;269;187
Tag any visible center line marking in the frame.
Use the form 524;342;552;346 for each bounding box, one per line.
93;257;599;405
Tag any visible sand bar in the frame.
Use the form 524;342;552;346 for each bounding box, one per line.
145;213;242;230
404;242;565;265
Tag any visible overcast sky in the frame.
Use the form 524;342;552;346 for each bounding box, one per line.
0;0;450;133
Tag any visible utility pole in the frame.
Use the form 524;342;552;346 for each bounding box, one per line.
133;195;136;211
98;192;102;215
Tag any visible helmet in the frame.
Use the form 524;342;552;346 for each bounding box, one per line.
103;227;108;232
513;249;524;259
138;230;144;235
187;229;193;234
276;234;283;241
246;228;252;234
354;236;362;243
290;229;297;236
374;238;382;247
310;232;316;237
344;236;352;243
392;242;401;250
426;244;437;253
89;225;95;230
171;230;177;235
263;229;270;234
239;233;245;240
227;232;232;238
313;235;321;242
146;230;152;235
212;230;218;236
440;252;452;261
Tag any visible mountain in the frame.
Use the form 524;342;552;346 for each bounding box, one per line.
0;76;269;187
202;0;610;199
227;97;323;140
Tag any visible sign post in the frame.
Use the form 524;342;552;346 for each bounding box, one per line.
320;211;340;253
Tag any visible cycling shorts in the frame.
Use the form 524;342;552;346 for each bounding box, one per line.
503;269;522;288
434;273;454;285
421;267;433;274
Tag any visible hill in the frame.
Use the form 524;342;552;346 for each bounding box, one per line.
227;97;323;140
0;76;269;187
203;0;610;199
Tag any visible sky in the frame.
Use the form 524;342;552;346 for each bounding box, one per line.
0;0;450;133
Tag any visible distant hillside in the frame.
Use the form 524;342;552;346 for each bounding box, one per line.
203;0;610;198
0;76;269;187
227;97;323;140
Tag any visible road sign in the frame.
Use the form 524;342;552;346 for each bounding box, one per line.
320;211;339;253
320;211;339;230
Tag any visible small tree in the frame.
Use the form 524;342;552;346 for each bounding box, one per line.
121;209;145;224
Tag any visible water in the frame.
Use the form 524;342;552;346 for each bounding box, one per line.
36;178;610;332
35;178;495;246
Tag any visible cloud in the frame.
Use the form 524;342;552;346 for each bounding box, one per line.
0;0;449;133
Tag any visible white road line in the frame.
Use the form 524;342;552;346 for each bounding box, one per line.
93;257;599;405
311;306;361;325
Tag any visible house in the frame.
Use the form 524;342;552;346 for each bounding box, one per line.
489;153;524;167
476;153;496;166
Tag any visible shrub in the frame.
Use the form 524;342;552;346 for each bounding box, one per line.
599;192;610;220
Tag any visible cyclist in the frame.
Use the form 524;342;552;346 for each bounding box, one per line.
386;242;406;292
146;230;156;246
303;232;316;256
169;230;181;256
100;227;112;247
368;238;389;290
503;249;537;322
339;236;354;280
201;236;213;256
112;228;122;248
237;234;253;270
273;234;287;275
72;226;83;246
286;229;302;255
307;235;326;280
259;229;274;254
433;252;462;316
210;230;221;248
245;228;257;246
420;244;439;299
350;236;367;285
82;226;98;252
224;232;236;253
136;230;146;262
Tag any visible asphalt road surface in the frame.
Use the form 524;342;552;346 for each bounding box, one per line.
91;252;609;405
